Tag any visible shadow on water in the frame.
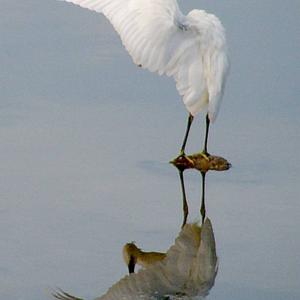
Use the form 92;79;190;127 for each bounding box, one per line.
53;152;230;300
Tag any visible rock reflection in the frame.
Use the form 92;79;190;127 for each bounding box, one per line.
53;218;217;300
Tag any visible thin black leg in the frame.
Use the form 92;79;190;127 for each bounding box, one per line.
180;113;194;154
200;171;206;224
203;114;210;154
179;170;189;228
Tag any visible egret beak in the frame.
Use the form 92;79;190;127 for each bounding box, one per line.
128;255;136;274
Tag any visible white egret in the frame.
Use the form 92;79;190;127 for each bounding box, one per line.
61;0;229;157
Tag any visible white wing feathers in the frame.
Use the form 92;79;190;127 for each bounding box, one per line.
63;0;229;120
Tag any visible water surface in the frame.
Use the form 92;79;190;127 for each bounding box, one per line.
0;1;299;299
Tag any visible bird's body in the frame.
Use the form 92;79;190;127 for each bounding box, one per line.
62;0;229;155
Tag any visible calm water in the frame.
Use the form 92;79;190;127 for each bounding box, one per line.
0;1;299;299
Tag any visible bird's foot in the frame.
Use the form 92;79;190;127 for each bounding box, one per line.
170;151;195;170
199;150;210;161
178;151;195;165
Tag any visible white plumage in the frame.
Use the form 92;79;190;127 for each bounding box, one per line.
62;0;229;122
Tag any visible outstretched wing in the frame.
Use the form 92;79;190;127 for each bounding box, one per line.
62;0;228;119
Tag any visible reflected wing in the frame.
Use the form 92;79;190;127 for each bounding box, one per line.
96;222;217;299
192;219;218;293
62;0;228;118
50;222;216;299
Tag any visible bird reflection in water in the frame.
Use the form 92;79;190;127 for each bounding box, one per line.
96;220;217;300
52;152;230;300
53;219;217;300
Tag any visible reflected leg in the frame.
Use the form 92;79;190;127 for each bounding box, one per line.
179;170;189;228
180;113;194;155
200;171;206;223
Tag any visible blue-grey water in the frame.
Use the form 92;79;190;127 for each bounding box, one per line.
0;1;299;299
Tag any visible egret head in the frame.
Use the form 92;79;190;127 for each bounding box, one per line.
122;242;141;274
